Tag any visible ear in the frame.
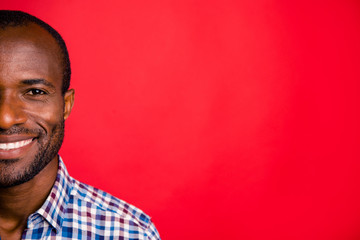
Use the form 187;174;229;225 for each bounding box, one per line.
63;89;75;120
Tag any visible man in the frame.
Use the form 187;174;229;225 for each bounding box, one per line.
0;10;160;240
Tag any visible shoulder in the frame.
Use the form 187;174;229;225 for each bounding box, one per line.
71;179;150;227
64;178;160;239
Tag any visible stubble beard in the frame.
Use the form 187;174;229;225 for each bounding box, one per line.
0;120;65;188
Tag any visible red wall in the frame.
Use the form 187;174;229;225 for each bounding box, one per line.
1;1;360;239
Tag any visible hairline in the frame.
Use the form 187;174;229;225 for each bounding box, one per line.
0;10;71;95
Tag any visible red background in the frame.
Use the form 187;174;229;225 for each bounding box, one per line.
1;1;360;239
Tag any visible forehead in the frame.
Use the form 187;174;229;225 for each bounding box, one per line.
0;23;63;88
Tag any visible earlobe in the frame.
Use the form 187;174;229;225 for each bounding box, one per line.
64;89;75;120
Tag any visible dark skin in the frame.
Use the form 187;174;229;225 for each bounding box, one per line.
0;24;74;239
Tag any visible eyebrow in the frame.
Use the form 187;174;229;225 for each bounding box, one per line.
21;79;56;89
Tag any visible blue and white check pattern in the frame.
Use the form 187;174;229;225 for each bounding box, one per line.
20;157;161;240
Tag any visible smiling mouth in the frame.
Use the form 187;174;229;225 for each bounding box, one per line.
0;139;34;151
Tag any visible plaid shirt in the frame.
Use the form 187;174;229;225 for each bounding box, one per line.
20;157;161;240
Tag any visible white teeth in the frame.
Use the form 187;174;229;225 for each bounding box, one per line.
0;139;33;150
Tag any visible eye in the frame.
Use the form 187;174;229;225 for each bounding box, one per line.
27;89;48;95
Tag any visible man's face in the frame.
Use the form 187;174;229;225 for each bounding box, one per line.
0;23;74;187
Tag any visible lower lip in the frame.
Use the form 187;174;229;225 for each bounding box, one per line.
0;139;36;160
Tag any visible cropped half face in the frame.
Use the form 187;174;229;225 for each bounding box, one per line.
0;23;74;187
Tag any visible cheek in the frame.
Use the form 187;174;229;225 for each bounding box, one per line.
25;103;64;131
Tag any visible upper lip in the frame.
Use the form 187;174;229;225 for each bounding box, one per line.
0;135;36;143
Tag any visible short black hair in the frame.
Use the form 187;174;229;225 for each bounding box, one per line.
0;10;71;94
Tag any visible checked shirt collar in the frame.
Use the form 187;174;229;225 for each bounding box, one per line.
27;157;72;233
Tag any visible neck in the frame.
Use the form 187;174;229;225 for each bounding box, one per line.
0;157;58;238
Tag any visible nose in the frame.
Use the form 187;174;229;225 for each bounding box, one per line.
0;94;27;130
